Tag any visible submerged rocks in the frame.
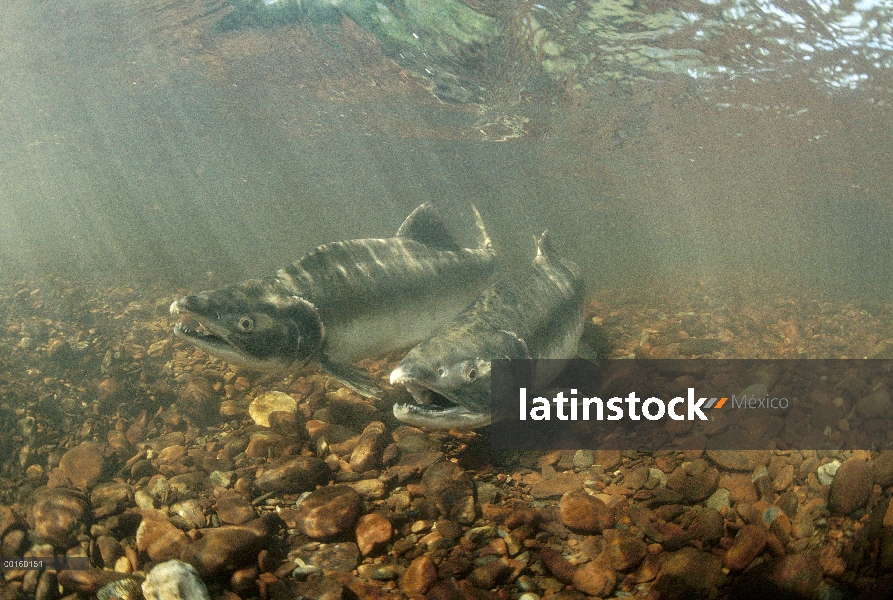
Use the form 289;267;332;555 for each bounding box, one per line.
142;560;210;600
420;460;476;524
28;487;87;549
59;442;107;489
355;513;393;555
724;524;768;571
180;520;272;577
253;456;330;494
5;277;893;600
135;510;190;563
400;554;437;595
249;391;298;428
215;491;256;525
573;557;616;597
559;491;614;533
667;460;720;503
295;485;362;539
828;458;873;515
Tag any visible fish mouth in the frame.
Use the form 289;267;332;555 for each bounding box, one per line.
391;400;492;430
170;300;232;352
390;369;491;429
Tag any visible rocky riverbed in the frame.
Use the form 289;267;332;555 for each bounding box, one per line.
1;275;893;599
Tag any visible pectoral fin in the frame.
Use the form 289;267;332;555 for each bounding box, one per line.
318;355;383;399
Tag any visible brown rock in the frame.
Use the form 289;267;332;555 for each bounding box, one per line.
539;547;575;584
180;521;269;577
216;491;256;525
35;570;58;600
856;389;890;419
688;508;724;545
724;524;767;571
421;460;476;524
400;554;437;595
724;473;758;504
90;481;133;519
355;513;393;556
765;554;824;597
594;449;622;471
434;518;463;540
656;547;725;597
559;491;614;533
254;456;329;494
28;487;87;549
301;542;360;573
829;458;873;515
573;558;616;597
292;575;347;599
603;529;647;571
297;485;362;539
349;421;388;473
244;434;284;460
57;569;134;595
3;529;26;556
0;505;19;540
468;557;512;590
136;510;190;562
59;442;106;489
268;410;301;437
666;460;719;503
529;472;586;499
249;391;297;427
873;450;893;487
818;545;846;577
157;444;187;464
706;450;770;472
503;507;539;530
772;464;795;492
95;535;125;569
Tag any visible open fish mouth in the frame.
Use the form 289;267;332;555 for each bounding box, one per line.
170;302;229;349
401;380;461;408
390;376;491;429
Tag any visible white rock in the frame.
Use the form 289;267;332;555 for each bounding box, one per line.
142;559;210;600
817;460;841;486
249;391;297;427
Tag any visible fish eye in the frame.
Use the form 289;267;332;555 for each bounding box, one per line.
437;367;446;378
237;316;255;332
466;367;477;381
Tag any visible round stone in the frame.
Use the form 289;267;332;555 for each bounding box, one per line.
249;391;297;427
297;486;362;539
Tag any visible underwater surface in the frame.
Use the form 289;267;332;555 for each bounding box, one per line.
1;0;893;598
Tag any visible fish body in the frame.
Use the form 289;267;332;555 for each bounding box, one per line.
170;204;495;397
391;230;585;428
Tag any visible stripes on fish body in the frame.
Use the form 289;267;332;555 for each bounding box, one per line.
170;204;496;398
391;230;585;428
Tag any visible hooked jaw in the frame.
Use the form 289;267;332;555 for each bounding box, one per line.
169;297;293;372
389;364;492;429
170;298;229;351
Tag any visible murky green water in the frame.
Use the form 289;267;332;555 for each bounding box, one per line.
0;0;891;298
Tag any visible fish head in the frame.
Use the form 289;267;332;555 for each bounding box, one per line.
170;278;324;372
390;330;529;429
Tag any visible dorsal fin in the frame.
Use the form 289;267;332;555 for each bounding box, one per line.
396;203;461;251
535;230;553;260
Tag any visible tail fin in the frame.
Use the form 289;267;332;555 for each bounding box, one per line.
471;205;493;250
